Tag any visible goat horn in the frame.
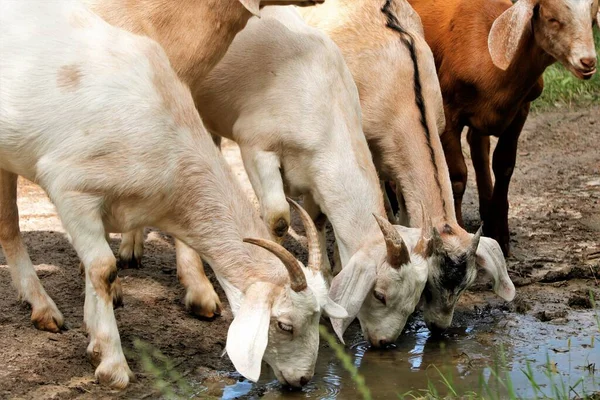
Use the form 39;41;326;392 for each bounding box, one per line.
287;197;322;272
373;214;410;268
243;238;307;292
469;225;483;257
418;203;444;256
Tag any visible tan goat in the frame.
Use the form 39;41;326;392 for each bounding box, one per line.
302;0;516;332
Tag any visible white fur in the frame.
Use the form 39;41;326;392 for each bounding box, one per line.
195;7;430;345
0;0;343;388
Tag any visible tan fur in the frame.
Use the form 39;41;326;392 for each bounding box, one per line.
302;0;467;241
56;64;82;91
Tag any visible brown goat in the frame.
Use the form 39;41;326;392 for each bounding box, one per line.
408;0;599;255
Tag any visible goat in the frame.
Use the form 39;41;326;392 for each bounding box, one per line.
301;0;516;332
194;7;433;347
84;0;324;320
0;0;345;388
408;0;599;256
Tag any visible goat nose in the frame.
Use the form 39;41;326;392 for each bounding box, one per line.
580;57;596;69
299;376;311;387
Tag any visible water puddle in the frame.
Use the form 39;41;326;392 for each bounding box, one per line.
197;310;599;399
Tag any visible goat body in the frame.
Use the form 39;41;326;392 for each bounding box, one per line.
301;0;516;331
197;6;431;346
0;0;343;388
85;0;324;319
408;0;599;255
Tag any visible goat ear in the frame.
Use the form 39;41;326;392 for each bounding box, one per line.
238;0;261;16
475;237;516;301
323;298;348;320
328;256;377;343
226;284;272;382
596;9;599;27
488;0;537;70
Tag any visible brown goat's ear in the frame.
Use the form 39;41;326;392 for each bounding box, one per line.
488;0;538;70
238;0;261;16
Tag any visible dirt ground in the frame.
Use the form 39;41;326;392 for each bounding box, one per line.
0;106;599;399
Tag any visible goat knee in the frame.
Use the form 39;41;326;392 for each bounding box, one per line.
262;198;291;241
89;257;119;303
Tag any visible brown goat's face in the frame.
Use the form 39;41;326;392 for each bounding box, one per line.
534;0;598;79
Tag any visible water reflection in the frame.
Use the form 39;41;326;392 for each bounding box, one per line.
207;311;599;399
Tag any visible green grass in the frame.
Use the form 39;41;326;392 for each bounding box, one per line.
532;28;600;110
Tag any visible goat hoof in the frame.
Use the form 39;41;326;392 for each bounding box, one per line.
272;218;289;239
112;277;124;309
117;256;142;270
95;358;135;389
31;304;64;333
185;288;222;320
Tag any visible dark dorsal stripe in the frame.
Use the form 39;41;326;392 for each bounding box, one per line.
380;0;447;219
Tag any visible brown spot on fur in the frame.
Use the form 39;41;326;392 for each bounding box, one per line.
56;64;82;91
442;224;453;234
88;256;119;304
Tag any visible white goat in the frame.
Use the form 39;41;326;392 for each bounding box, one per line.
193;7;433;346
112;6;433;346
0;0;345;389
84;0;325;320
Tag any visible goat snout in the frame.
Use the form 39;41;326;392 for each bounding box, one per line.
426;322;449;336
282;374;312;389
367;336;396;349
580;57;597;69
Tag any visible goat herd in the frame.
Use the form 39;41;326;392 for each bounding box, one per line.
0;0;598;392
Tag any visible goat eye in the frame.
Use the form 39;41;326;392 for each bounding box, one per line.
373;290;386;305
547;17;562;27
277;321;293;334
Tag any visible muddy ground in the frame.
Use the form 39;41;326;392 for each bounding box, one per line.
0;107;599;399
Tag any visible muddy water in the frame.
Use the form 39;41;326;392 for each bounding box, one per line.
198;310;599;399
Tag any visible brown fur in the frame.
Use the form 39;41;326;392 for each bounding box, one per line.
88;256;119;304
408;0;566;255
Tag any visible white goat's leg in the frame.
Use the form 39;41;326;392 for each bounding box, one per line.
53;192;133;389
240;147;290;241
301;194;333;283
72;232;123;310
175;239;222;319
117;229;144;269
0;170;64;332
